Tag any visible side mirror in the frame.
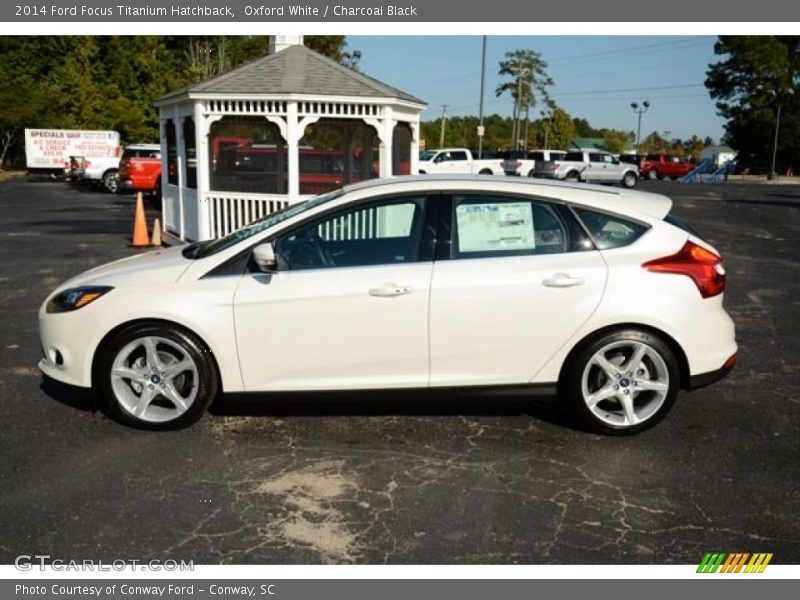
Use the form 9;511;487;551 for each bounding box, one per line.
253;242;277;272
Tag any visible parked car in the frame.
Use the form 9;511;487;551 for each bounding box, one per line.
619;153;646;166
69;154;122;193
505;149;568;177
215;145;377;195
418;148;505;175
534;150;639;188
117;144;162;197
639;154;696;180
39;175;736;434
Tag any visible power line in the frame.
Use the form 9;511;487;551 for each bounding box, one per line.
546;36;715;65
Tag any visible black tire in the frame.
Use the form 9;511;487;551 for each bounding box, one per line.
622;171;638;188
565;170;580;181
479;169;493;175
96;323;219;430
152;177;162;200
648;169;659;180
527;169;536;178
102;170;119;193
559;328;680;435
418;170;427;175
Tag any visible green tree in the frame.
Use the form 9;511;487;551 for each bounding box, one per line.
706;36;800;172
0;35;354;168
547;107;577;150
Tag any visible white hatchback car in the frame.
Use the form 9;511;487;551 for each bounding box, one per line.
39;176;736;434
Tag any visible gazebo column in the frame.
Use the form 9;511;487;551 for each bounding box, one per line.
286;102;300;202
194;106;221;241
410;121;420;174
381;107;396;178
172;105;185;241
282;107;320;202
365;108;396;178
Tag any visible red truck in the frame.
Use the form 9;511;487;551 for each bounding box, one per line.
117;144;162;196
639;154;695;180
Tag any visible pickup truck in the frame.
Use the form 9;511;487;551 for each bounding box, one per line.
117;144;162;197
71;155;122;193
638;154;695;180
502;149;567;177
534;150;639;188
418;148;505;176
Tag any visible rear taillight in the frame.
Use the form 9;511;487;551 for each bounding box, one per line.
643;241;726;298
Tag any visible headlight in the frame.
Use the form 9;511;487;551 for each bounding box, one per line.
46;286;113;313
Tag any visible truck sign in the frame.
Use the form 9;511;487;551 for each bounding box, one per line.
25;129;120;171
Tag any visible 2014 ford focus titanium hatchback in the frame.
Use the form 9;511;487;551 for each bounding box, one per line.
39;175;736;434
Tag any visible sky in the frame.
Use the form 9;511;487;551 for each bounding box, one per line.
350;35;725;143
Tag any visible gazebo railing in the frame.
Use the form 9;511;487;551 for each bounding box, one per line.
203;192;298;239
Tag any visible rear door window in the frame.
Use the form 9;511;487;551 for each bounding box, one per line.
452;196;570;259
573;207;649;249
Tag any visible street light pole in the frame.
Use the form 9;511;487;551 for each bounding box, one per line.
630;101;650;154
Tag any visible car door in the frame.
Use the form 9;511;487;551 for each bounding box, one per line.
428;193;607;387
233;194;434;391
585;152;607;181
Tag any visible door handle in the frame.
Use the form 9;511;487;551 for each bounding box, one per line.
542;273;585;288
369;284;413;297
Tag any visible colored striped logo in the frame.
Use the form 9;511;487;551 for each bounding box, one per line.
697;552;773;573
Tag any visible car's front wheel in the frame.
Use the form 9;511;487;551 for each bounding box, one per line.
560;329;680;434
622;171;638;188
96;323;219;430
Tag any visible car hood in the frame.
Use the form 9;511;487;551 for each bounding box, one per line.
55;245;192;291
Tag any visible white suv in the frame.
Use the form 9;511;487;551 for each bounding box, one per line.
39;176;736;434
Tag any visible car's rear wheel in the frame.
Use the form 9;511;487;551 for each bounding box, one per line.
622;172;638;188
648;169;659;180
97;323;218;430
479;169;493;175
565;170;580;181
561;329;680;434
102;170;119;193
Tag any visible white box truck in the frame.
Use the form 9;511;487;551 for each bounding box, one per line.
24;129;120;179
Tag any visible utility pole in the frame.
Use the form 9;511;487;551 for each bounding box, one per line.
439;104;449;148
478;36;487;159
511;67;531;151
630;101;650;154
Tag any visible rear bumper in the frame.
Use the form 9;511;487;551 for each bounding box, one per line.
118;177;155;192
688;355;736;390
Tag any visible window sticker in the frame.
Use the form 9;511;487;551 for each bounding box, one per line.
456;202;536;253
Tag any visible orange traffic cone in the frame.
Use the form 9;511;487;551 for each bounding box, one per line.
131;192;150;248
151;218;162;247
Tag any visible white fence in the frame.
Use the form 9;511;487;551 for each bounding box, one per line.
204;193;293;240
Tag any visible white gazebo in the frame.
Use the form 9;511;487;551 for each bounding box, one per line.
154;36;426;242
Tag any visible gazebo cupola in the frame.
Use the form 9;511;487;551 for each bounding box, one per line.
154;35;427;242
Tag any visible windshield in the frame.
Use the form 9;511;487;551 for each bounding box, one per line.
419;150;437;161
183;189;345;259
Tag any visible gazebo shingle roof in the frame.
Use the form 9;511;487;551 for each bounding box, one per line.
157;44;425;105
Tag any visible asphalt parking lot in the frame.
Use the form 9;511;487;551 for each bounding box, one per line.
0;175;798;565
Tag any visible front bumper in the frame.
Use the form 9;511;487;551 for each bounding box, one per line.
38;302;101;389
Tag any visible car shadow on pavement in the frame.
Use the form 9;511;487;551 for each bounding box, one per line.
40;375;97;413
210;389;578;431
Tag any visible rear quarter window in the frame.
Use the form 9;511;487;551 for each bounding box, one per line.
573;207;649;249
